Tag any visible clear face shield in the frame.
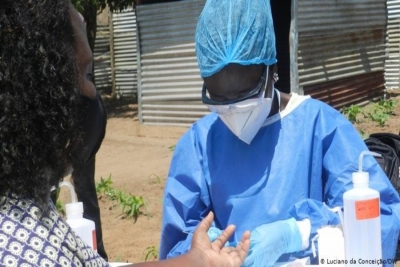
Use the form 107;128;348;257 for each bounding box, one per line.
202;65;274;144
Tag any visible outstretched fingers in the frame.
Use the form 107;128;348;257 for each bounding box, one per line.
218;230;251;265
211;224;236;250
197;211;214;234
236;230;251;261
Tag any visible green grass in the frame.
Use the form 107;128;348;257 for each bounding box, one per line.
142;246;158;262
96;174;146;222
340;104;363;123
340;98;398;128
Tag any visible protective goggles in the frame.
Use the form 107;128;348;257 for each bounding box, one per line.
203;66;269;114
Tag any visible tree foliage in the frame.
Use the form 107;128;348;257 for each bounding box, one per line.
72;0;137;14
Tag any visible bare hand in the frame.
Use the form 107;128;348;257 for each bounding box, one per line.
190;211;250;267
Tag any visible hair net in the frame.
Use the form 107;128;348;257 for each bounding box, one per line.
195;0;277;77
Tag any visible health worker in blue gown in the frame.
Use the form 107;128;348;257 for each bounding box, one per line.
159;0;400;266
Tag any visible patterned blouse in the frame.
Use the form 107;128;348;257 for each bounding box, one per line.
0;194;110;267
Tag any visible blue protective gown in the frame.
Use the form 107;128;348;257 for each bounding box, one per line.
159;94;400;265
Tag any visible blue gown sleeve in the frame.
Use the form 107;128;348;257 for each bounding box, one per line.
288;116;400;265
159;126;211;260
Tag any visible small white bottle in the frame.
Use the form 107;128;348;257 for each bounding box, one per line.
59;181;97;251
316;226;345;267
343;151;382;267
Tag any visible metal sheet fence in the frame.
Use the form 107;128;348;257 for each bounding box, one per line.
94;24;112;94
386;0;400;89
136;0;208;126
103;0;394;126
293;0;386;106
112;9;138;98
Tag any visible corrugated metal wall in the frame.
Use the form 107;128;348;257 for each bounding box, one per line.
136;0;208;126
132;0;389;125
292;0;386;108
94;24;112;93
386;0;400;89
305;72;384;107
112;9;138;98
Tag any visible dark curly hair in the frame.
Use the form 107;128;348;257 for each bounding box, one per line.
0;0;84;210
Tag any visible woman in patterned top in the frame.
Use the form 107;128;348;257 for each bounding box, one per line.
0;1;250;266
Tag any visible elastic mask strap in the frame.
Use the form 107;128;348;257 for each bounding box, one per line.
274;88;280;110
260;66;270;99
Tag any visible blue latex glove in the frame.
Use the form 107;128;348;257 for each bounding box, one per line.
207;226;223;242
242;218;303;267
207;226;238;247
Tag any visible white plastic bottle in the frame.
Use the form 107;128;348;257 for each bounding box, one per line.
343;151;382;267
59;181;97;251
312;226;345;267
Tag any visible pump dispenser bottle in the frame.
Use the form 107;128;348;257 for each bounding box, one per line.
59;181;97;251
343;151;382;267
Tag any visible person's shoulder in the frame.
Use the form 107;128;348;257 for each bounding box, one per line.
302;96;354;128
285;93;330;114
189;112;219;132
295;94;340;114
287;94;350;125
177;113;219;141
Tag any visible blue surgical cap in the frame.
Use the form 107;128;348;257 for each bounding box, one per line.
195;0;277;77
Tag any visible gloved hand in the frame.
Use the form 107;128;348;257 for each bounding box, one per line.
208;226;223;242
242;218;310;267
208;226;238;247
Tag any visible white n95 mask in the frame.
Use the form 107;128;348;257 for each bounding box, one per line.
203;65;275;144
216;88;274;144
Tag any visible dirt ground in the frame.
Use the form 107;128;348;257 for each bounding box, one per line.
73;89;400;264
93;98;187;263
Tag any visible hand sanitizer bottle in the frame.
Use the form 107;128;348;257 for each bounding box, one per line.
59;181;97;251
343;151;382;266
